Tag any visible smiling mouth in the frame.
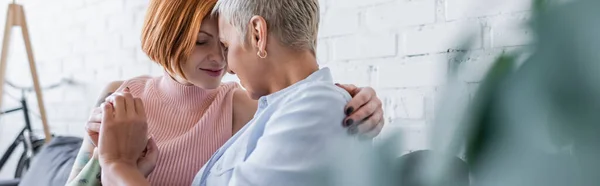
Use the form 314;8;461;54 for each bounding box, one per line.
200;68;223;77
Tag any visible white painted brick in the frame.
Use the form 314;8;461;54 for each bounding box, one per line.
398;125;430;152
86;0;102;5
95;34;122;53
71;69;96;84
319;8;360;37
365;0;436;31
491;17;533;47
62;87;91;104
83;16;107;38
107;13;135;34
38;59;64;78
329;0;395;9
45;103;89;121
125;0;149;9
74;6;95;25
67;122;88;137
121;19;143;48
376;124;430;155
380;89;427;120
377;56;447;88
451;50;504;82
84;53;109;71
62;55;85;74
135;47;151;62
105;48;136;67
95;66;122;86
96;0;125;17
319;0;327;13
446;0;532;20
316;40;330;63
323;63;372;87
62;26;85;44
404;21;482;55
121;63;151;79
149;63;165;76
64;0;85;10
332;33;397;60
72;37;96;54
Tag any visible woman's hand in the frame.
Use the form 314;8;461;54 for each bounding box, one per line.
138;137;159;178
88;127;159;178
85;107;102;147
336;84;384;138
97;88;149;169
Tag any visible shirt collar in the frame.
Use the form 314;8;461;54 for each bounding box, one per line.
258;68;333;107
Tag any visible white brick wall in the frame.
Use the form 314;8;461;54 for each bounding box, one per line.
0;0;533;178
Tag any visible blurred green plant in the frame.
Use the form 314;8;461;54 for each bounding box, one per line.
428;0;600;185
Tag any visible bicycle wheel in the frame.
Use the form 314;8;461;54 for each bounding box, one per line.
14;139;45;178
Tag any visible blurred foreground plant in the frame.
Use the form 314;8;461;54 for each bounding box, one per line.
429;0;600;185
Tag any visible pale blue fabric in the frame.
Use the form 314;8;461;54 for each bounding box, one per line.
192;68;373;186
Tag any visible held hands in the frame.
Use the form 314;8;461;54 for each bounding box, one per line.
88;87;158;177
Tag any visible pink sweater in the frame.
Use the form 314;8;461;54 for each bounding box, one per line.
119;74;239;186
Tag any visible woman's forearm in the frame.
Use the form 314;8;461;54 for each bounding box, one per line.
67;140;96;183
101;163;150;186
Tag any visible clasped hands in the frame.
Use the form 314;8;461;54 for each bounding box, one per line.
86;87;158;178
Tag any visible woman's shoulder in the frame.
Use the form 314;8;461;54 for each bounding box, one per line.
121;75;161;89
102;75;160;97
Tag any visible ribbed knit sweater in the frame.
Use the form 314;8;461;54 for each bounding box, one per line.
121;74;238;185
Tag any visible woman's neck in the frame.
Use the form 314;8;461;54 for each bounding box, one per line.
265;51;319;95
168;72;194;86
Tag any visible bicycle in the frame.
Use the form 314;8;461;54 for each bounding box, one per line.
0;78;75;178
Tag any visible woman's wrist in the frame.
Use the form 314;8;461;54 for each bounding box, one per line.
102;162;149;186
101;160;135;170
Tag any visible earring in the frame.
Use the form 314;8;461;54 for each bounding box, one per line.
257;50;267;58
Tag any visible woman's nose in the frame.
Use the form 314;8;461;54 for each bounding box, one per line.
208;44;225;63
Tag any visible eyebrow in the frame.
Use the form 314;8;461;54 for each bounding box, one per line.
199;31;213;38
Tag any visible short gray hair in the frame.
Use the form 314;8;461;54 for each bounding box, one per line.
212;0;320;53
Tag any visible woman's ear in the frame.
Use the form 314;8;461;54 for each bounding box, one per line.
249;16;268;53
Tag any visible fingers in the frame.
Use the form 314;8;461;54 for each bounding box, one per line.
343;87;377;125
354;110;384;136
138;136;159;177
134;98;145;117
362;119;384;138
344;93;381;127
107;94;127;118
88;107;103;123
86;121;101;146
144;137;158;161
122;88;136;116
86;122;101;133
336;83;359;95
101;103;115;124
105;87;135;118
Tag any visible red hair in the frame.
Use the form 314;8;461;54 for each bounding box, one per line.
141;0;218;79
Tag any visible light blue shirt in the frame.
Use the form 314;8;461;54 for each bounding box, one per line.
192;68;374;186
